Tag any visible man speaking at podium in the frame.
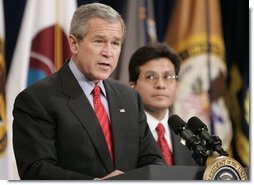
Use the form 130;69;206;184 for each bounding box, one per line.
12;3;165;180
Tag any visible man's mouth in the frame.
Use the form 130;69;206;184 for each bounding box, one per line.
98;63;110;68
152;94;168;98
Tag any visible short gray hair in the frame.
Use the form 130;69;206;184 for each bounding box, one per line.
70;3;126;43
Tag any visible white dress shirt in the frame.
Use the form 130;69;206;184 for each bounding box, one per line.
145;110;173;152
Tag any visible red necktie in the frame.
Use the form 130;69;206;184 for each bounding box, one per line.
156;123;173;165
93;85;113;161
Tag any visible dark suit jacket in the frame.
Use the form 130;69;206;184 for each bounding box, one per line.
169;127;197;165
13;62;164;180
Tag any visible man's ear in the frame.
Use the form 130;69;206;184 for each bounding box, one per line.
68;35;78;53
129;82;136;89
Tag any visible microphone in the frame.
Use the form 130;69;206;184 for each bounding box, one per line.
187;116;228;156
168;114;209;166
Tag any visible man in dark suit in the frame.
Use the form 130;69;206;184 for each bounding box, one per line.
128;43;196;166
12;3;164;180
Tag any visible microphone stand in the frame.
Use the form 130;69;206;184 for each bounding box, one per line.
207;135;228;156
185;135;209;166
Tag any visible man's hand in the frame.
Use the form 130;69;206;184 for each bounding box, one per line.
100;170;124;180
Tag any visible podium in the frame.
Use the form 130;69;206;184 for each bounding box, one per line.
109;165;205;180
109;165;249;180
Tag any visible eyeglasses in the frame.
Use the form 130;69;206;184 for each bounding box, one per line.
138;72;178;84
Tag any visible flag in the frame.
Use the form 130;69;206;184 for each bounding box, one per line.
229;65;249;166
225;0;249;166
115;0;157;83
0;0;8;179
6;0;77;179
165;0;233;155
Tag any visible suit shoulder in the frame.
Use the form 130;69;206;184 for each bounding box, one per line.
106;79;137;95
18;72;60;97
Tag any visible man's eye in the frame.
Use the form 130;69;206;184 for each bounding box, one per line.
95;40;103;43
164;75;173;79
112;42;120;46
146;75;156;80
112;42;121;49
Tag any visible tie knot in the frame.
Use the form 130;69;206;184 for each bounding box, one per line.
156;123;165;135
93;85;101;97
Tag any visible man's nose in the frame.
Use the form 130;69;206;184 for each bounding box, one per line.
101;43;113;57
154;76;166;88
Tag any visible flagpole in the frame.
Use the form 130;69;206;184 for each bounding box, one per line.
55;0;62;71
205;0;215;135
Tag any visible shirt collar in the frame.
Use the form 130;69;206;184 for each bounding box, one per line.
68;59;107;97
145;109;169;134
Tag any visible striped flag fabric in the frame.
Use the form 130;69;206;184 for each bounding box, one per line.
165;0;233;155
116;0;157;83
6;0;77;179
0;0;8;179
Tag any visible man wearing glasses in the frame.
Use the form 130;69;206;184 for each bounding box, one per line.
128;43;196;166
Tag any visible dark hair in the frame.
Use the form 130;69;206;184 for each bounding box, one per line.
128;43;181;82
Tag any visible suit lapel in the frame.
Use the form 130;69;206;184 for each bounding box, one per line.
59;63;114;172
171;127;187;164
104;80;128;169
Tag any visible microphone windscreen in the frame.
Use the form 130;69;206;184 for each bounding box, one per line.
188;116;207;134
168;114;186;134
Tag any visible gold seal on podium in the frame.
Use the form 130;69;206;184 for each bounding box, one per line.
203;156;248;180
